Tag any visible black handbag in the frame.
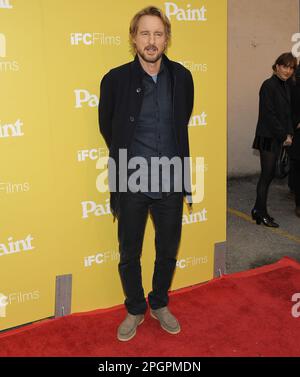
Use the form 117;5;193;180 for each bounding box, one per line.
275;145;290;179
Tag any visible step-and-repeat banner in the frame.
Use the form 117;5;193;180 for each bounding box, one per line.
0;0;227;330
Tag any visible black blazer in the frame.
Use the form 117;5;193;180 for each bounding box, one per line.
98;54;194;218
255;75;294;142
290;81;300;160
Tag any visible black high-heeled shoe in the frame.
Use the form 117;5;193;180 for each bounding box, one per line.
255;214;279;228
251;208;274;222
265;213;275;222
251;208;258;220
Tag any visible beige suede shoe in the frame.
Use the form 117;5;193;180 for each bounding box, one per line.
117;313;144;342
150;306;181;334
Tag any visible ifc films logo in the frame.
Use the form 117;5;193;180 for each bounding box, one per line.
0;293;8;318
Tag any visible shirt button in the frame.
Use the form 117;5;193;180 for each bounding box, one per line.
136;88;141;93
129;116;135;122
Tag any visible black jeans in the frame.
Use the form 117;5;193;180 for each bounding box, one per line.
117;191;184;315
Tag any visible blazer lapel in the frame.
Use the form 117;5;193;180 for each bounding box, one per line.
129;55;145;121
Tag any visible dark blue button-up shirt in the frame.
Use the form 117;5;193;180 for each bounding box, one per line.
128;60;179;198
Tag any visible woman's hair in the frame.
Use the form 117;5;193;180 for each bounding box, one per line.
129;6;171;53
272;52;298;71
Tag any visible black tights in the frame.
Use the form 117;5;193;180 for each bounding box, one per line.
254;150;278;215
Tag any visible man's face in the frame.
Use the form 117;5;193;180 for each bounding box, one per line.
133;15;167;64
276;64;294;81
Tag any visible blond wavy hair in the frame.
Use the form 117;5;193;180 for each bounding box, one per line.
129;6;171;54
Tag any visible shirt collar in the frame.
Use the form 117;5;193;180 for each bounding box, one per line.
141;58;165;78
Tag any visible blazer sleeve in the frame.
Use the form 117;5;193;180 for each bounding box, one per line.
186;69;194;122
287;116;294;136
184;69;194;207
98;71;114;149
259;82;287;142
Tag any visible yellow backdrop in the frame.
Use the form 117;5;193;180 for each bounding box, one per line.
0;0;227;331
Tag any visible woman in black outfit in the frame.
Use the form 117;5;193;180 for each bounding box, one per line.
290;63;300;217
252;52;298;227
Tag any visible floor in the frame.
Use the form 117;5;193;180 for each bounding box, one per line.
227;175;300;274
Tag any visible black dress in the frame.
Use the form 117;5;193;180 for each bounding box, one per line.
252;134;281;155
252;74;294;155
252;74;294;218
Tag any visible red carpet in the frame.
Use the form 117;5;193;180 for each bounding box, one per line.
1;257;300;357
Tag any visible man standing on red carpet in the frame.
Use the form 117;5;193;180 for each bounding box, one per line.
98;6;194;341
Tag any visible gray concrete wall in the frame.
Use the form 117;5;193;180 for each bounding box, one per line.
228;0;300;176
